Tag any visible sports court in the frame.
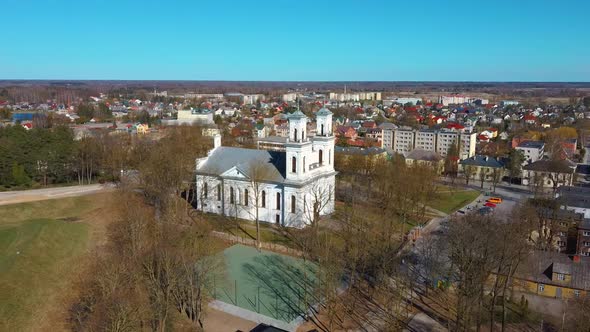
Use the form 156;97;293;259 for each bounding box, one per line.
211;244;318;324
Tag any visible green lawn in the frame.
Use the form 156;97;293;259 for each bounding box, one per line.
429;189;480;214
0;196;99;331
204;213;293;246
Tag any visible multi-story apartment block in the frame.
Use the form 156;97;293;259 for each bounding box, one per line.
435;131;458;157
459;132;477;159
516;141;545;165
415;130;437;151
391;129;415;154
382;127;475;159
578;221;590;257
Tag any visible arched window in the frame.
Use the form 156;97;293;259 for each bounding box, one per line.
303;156;306;172
244;189;249;206
321;124;324;136
291;195;296;213
203;182;208;198
319;149;323;165
276;192;281;210
217;184;221;201
230;187;234;204
292;156;297;173
294;128;298;142
328;149;331;165
261;190;266;208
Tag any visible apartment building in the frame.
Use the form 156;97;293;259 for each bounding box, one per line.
415;130;437;151
578;221;590;257
516;141;545;165
382;127;476;158
391;129;415;154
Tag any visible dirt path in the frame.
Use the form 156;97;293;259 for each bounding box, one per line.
0;184;112;206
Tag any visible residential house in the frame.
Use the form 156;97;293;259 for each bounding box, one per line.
507;251;589;299
335;125;357;140
522;159;577;188
459;155;505;182
405;149;443;173
557;186;590;219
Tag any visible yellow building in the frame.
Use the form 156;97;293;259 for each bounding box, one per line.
498;251;590;299
135;123;149;134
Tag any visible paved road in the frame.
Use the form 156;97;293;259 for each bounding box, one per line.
0;184;112;206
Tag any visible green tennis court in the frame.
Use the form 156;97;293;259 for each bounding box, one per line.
212;244;318;323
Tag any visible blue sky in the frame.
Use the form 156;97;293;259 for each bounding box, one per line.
1;0;588;81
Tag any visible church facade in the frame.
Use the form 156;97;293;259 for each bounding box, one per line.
195;108;336;228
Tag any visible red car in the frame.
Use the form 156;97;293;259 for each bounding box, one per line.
484;202;496;208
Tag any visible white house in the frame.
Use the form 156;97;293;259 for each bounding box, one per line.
516;141;545;165
195;108;336;228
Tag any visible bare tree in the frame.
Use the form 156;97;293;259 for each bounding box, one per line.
244;161;273;251
463;165;476;185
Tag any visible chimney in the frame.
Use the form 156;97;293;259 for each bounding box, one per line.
213;134;221;149
573;255;581;263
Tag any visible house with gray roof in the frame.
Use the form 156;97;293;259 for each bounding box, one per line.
522;159;576;188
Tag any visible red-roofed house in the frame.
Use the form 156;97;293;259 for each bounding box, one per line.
478;134;490;142
446;122;465;130
336;126;357;140
524;114;537;125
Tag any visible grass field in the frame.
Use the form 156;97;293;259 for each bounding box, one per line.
429;188;480;214
0;195;108;332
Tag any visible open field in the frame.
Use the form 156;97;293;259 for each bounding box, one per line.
429;187;480;214
0;194;112;332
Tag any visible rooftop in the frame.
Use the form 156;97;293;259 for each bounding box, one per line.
197;147;286;183
459;155;504;168
517;141;545;149
518;251;590;290
523;159;576;173
335;146;386;156
406;149;442;162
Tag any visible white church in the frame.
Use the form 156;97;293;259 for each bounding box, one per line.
195;108;336;228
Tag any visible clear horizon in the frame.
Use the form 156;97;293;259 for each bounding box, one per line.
2;0;589;82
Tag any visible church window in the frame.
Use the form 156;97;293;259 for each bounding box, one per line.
319;149;323;164
294;128;298;141
292;156;297;173
217;184;221;201
303;156;306;172
244;189;249;206
321;124;324;136
291;195;296;213
230;187;234;204
261;190;266;208
276;192;281;210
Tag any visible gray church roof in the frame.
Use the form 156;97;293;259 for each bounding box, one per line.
289;110;307;119
316;107;333;116
197;147;286;182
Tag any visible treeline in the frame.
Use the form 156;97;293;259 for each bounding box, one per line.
0;124;169;190
0;125;76;188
